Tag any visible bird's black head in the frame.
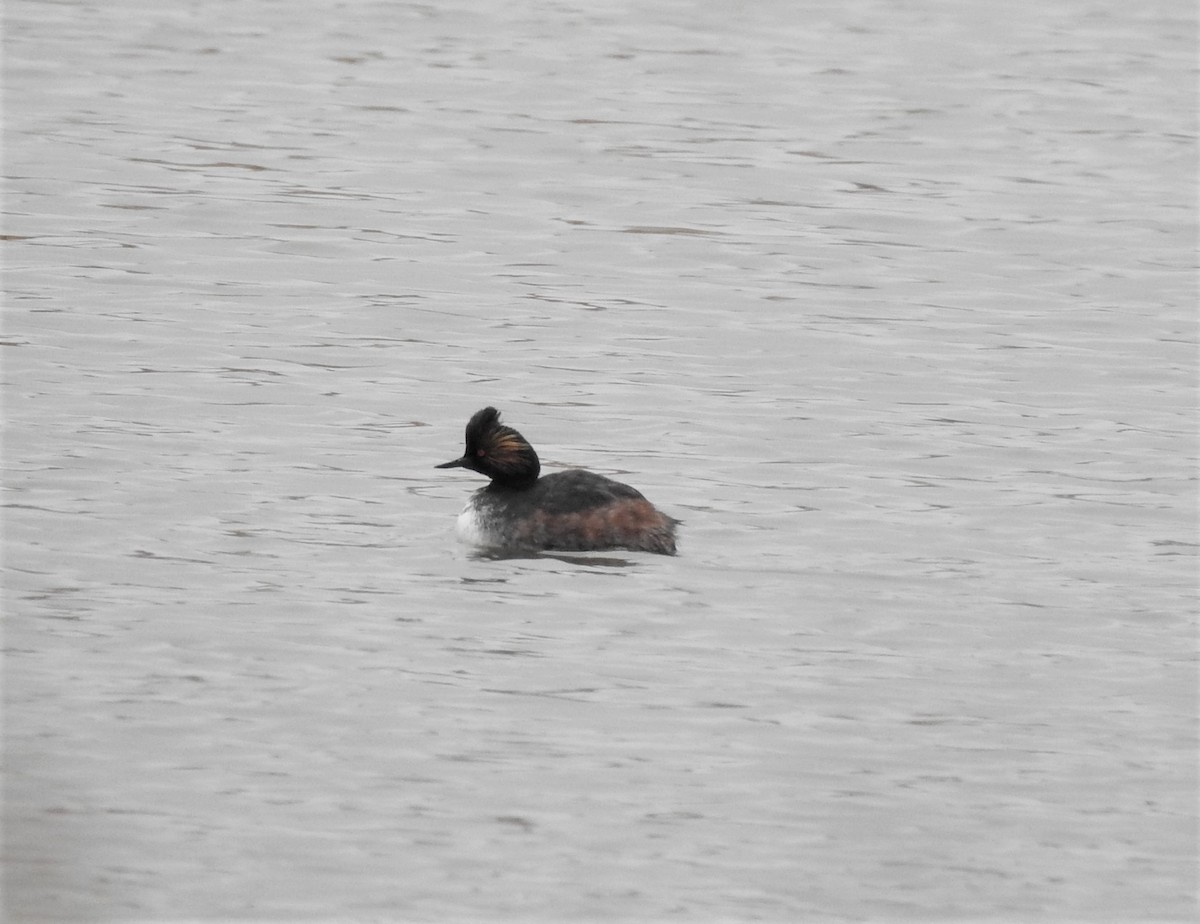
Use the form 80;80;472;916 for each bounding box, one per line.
436;407;541;486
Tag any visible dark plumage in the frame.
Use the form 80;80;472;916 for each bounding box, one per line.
437;407;678;555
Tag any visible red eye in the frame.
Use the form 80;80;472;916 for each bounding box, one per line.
476;448;486;457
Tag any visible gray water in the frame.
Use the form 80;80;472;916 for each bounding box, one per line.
3;0;1197;920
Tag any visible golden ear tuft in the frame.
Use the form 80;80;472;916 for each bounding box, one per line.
492;431;525;456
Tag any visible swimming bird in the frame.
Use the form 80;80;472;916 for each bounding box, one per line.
437;407;678;555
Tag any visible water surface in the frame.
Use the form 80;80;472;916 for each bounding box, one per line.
3;0;1197;920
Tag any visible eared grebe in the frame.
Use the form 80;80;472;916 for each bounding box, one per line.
436;407;678;555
